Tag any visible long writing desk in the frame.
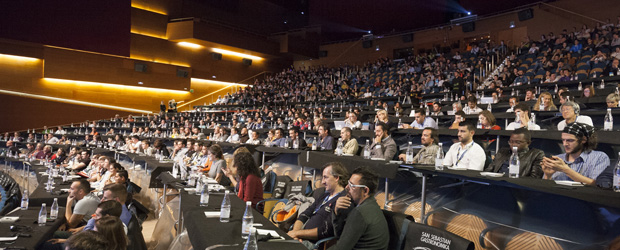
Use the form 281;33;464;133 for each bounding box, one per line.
0;157;69;249
157;172;306;250
400;164;620;210
0;207;66;249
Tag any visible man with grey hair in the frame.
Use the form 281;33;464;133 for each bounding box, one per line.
288;162;351;248
557;101;593;130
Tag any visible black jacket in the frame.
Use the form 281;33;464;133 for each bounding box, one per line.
485;147;544;178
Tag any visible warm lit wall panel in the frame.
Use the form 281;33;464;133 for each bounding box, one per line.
131;8;169;39
167;20;280;57
0;93;133;133
132;0;173;15
43;46;190;91
130;33;281;85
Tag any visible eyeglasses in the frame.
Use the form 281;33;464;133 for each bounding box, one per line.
347;180;368;190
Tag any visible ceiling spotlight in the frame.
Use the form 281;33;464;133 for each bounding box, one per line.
301;11;304;14
467;11;471;15
368;30;372;34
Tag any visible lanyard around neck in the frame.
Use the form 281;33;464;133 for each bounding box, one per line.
456;141;474;166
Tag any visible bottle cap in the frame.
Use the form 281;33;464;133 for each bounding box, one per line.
246;201;252;205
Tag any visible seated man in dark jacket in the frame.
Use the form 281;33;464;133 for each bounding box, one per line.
484;128;544;178
288;162;351;248
329;167;389;250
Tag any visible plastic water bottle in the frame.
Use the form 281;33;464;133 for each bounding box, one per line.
425;104;430;116
195;176;203;196
200;181;209;207
50;198;59;220
284;136;289;148
614;152;620;192
477;119;483;129
528;113;536;130
293;138;299;149
539;101;545;111
487;103;492;112
220;190;231;222
398;119;403;129
554;84;558;93
243;227;257;250
172;162;179;178
605;108;613;131
578;82;583;91
405;142;413;164
335;138;343;156
241;201;254;239
363;140;371;159
20;190;29;210
435;143;444;170
38;203;47;226
600;79;605;89
509;147;520;178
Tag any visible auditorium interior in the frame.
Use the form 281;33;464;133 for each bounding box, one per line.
1;0;620;249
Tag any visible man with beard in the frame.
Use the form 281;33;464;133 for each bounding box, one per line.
443;122;486;170
398;128;441;165
329;167;389;250
542;123;609;185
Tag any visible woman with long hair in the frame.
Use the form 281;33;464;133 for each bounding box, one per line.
94;216;128;250
223;149;262;209
207;144;228;184
582;85;595;99
533;92;558;111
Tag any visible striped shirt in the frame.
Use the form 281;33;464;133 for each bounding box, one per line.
551;150;610;181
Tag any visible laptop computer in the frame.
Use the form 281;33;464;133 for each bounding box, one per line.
334;121;346;130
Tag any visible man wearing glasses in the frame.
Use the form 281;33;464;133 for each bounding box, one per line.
329;167;389;250
484;128;544;178
288;163;350;248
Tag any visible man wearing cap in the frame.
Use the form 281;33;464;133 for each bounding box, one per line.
542;123;610;185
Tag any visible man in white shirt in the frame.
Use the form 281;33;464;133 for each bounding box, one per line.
46;134;60;144
344;113;362;129
557;101;593;130
54;126;66;135
226;127;240;143
505;97;519;113
245;130;262;145
404;108;438;129
128;135;141;153
463;96;483;114
506;104;541;130
443;122;486;170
